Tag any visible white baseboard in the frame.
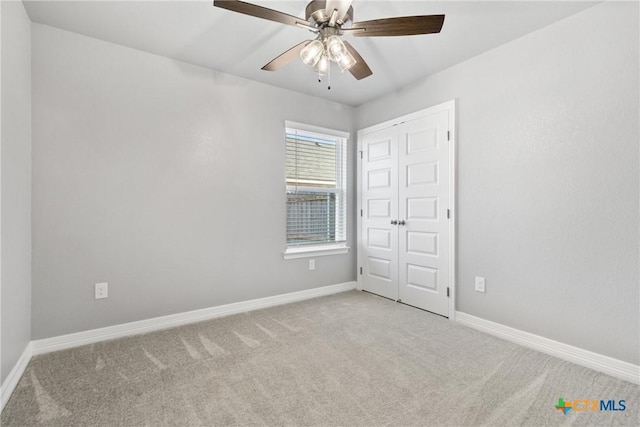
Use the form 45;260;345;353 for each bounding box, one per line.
31;281;356;356
1;342;32;412
455;311;640;385
0;282;354;411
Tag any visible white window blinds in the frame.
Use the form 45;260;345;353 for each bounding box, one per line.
285;124;347;248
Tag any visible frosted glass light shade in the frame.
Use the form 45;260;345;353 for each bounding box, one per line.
315;54;330;76
337;49;357;72
325;36;346;62
300;40;324;67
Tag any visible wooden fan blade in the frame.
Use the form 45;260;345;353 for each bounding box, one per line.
213;0;311;29
325;0;353;24
262;40;311;71
343;41;372;80
351;15;445;37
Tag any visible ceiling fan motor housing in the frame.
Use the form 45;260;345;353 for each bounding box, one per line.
305;0;353;27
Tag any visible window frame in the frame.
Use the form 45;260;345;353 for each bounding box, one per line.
283;121;350;260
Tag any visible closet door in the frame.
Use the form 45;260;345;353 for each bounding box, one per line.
360;125;399;300
359;101;454;317
397;111;450;316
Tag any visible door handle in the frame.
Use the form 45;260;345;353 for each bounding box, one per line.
390;219;398;225
398;220;406;226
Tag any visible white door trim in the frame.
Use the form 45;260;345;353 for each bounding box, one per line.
356;99;457;320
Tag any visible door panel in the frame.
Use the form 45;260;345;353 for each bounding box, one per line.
360;126;398;300
407;231;437;256
407;197;438;220
398;111;450;316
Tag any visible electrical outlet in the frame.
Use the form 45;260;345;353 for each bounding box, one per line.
95;282;108;299
308;259;315;270
475;277;486;293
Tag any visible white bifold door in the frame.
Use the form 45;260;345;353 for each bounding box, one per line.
359;103;453;317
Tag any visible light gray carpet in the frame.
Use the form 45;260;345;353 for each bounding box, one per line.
2;290;639;426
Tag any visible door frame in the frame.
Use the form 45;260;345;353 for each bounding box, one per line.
356;99;457;321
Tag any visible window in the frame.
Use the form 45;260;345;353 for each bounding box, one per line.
284;121;349;259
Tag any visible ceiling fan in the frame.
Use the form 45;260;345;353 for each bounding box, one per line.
213;0;445;82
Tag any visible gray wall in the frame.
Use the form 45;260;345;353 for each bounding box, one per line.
31;24;356;339
1;0;32;384
356;2;639;364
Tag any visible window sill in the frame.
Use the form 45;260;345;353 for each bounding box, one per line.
283;245;350;260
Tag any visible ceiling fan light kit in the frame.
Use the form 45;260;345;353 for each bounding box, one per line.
316;54;330;77
300;39;324;67
301;33;357;78
213;0;445;84
336;50;357;72
326;35;356;71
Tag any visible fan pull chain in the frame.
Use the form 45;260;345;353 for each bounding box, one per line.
315;59;331;90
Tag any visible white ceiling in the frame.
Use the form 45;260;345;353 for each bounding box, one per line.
23;1;599;106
